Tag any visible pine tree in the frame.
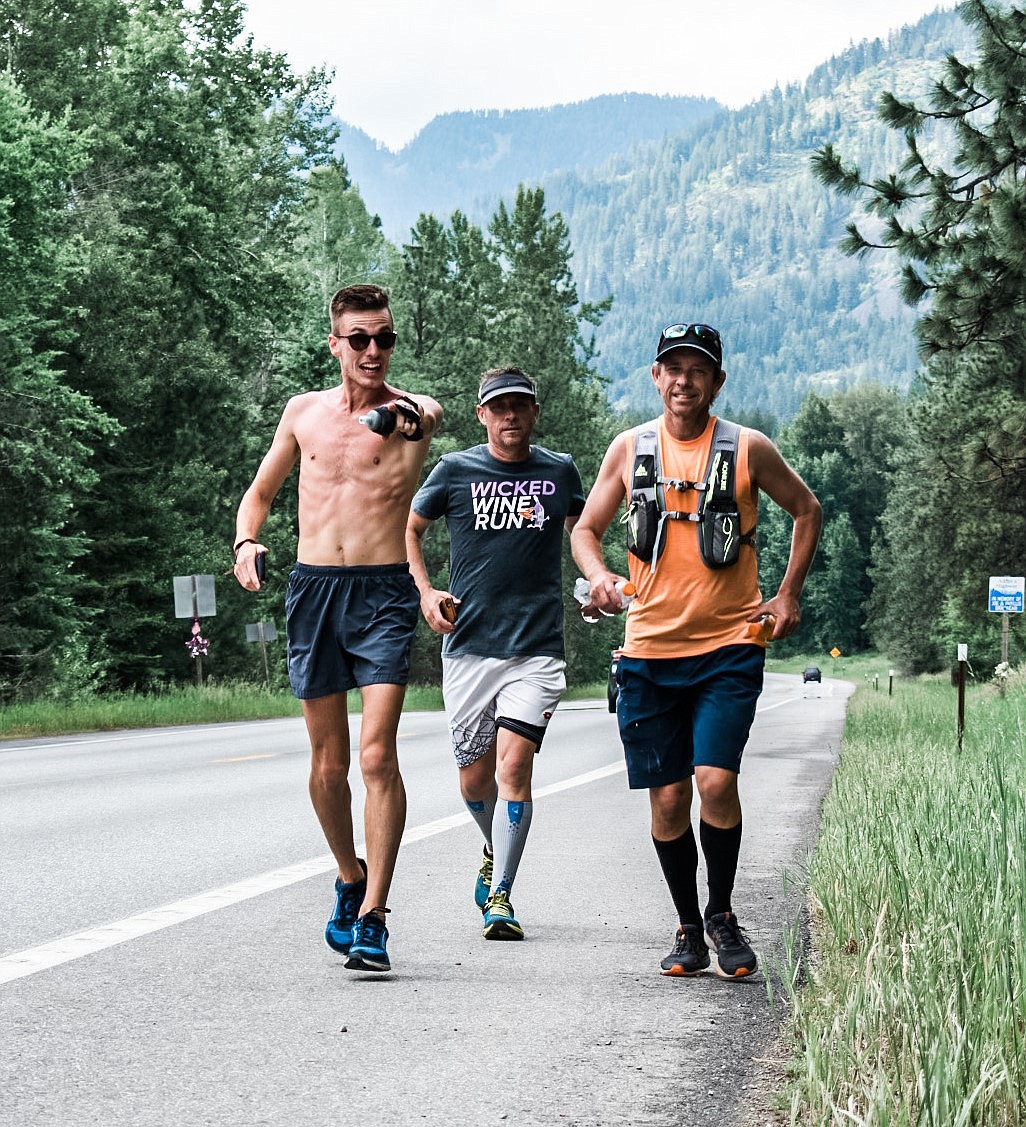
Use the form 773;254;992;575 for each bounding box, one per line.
4;0;337;689
812;0;1026;671
0;74;115;700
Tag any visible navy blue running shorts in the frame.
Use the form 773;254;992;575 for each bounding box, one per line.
285;563;420;699
615;645;765;789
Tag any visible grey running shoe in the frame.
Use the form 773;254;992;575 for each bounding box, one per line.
660;924;711;976
704;911;758;978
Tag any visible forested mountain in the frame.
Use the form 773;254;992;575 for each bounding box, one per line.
337;10;972;421
336;94;724;241
552;10;974;419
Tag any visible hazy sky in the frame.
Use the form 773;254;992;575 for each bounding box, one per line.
241;0;951;151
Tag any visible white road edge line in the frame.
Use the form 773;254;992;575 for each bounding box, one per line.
0;761;627;986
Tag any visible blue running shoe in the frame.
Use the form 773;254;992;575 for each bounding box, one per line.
482;889;524;941
345;911;391;972
324;859;367;955
474;847;493;912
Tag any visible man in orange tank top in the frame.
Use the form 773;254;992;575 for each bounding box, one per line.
572;322;821;978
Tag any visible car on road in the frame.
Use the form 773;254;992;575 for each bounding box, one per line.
803;665;822;683
607;649;622;712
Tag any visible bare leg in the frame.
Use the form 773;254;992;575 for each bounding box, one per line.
649;778;693;840
302;694;363;884
459;744;498;805
356;682;408;915
494;730;536;802
694;765;741;828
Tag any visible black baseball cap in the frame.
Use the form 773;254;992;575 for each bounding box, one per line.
654;323;723;369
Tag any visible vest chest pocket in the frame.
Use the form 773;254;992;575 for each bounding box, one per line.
625;495;661;562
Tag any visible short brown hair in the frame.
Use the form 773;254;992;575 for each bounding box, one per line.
330;284;390;334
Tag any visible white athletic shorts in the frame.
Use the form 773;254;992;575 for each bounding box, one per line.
442;654;568;768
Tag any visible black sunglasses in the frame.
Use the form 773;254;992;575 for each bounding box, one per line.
338;330;398;352
661;323;720;344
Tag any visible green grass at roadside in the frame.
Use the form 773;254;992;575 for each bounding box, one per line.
0;680;618;740
0;683;427;740
778;668;1026;1125
0;647;861;741
765;648;887;686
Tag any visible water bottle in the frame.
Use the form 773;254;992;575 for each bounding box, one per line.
573;577;592;605
746;614;775;642
574;578;636;622
573;577;601;623
358;405;397;435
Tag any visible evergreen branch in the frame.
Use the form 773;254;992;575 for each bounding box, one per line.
969;0;1026;63
810;144;864;195
899;264;931;305
838;223;885;257
866;174;913;213
878;91;928;132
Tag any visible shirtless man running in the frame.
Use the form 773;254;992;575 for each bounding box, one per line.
232;283;442;973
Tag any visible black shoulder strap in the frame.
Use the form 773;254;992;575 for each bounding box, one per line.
699;418;741;515
630;424;662;508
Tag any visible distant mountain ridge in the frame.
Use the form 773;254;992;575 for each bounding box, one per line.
544;9;973;418
336;9;972;420
335;94;725;240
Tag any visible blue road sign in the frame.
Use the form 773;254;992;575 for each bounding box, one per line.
988;576;1025;614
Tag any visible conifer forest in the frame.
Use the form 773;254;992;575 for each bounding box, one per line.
1;0;1024;702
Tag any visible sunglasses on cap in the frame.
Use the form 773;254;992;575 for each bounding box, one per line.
337;330;398;352
660;323;720;344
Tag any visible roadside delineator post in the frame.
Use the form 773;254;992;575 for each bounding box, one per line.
956;643;967;753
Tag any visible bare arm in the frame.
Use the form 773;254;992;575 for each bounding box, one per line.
570;433;631;615
394;392;443;441
417;394;443;438
748;431;822;638
232;401;302;591
405;511;456;635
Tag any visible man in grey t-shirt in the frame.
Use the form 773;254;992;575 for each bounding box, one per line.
406;368;584;940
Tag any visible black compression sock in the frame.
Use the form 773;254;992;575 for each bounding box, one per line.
651;826;702;929
700;817;742;919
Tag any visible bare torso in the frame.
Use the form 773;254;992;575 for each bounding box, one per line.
275;385;435;566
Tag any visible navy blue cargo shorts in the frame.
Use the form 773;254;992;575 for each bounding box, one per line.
615;644;765;789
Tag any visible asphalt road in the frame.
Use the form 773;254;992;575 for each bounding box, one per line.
1;673;852;1126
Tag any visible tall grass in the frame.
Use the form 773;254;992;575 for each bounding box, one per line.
781;672;1026;1125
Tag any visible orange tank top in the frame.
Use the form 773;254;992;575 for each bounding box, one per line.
620;416;763;659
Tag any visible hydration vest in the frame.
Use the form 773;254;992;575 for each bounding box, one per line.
624;418;756;572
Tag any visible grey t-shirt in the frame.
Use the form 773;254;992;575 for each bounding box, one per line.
412;444;585;658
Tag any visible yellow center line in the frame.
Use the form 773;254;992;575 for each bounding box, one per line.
212;754;276;763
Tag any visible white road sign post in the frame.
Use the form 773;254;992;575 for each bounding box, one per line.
173;575;217;686
245;621;277;684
